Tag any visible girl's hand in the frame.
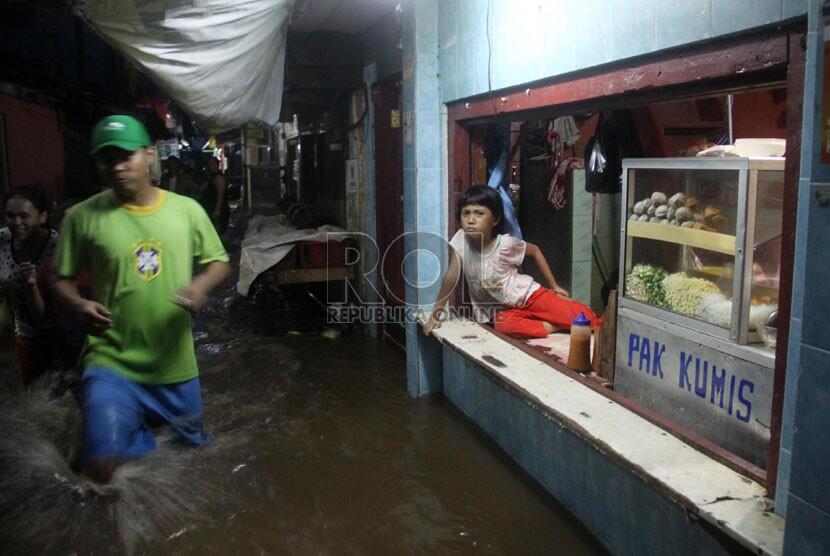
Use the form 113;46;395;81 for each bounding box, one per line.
423;308;447;336
19;262;38;288
423;315;441;336
553;285;570;298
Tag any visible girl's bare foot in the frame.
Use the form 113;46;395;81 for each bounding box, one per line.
542;322;563;334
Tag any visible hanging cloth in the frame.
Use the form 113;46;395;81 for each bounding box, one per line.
488;149;523;240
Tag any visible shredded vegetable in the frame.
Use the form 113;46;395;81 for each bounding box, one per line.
626;264;668;307
662;273;720;316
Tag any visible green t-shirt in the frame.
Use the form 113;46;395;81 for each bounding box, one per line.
55;189;229;384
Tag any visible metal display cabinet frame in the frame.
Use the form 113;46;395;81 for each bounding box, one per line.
617;157;784;348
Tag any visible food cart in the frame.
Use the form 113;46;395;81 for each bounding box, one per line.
614;157;784;468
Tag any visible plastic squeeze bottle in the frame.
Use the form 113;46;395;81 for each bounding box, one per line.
566;312;592;372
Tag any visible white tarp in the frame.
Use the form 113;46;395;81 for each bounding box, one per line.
72;0;294;132
238;215;355;297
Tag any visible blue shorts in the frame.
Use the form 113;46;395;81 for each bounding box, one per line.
81;367;211;464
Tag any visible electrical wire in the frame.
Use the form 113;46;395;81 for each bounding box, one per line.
486;0;498;115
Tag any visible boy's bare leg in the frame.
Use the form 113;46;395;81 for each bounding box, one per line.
83;459;120;484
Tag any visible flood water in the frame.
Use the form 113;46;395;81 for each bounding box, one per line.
0;215;605;555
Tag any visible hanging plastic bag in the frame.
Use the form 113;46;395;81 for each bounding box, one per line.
584;112;622;194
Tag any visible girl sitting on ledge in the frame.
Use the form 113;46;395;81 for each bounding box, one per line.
423;185;598;339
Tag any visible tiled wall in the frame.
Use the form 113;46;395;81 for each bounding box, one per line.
403;0;446;396
442;348;750;555
779;1;830;550
437;0;807;103
570;171;593;305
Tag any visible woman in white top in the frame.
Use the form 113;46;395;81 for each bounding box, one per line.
0;186;60;385
424;185;598;339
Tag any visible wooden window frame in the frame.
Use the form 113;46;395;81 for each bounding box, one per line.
446;27;805;491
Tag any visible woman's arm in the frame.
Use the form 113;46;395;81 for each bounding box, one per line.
212;175;226;217
422;248;462;335
20;262;47;322
524;242;570;297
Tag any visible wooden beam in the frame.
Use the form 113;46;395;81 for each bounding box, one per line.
448;34;789;123
766;30;806;498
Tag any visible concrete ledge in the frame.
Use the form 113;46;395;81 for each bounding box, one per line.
428;317;784;555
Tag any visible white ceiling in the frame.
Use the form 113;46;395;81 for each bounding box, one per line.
289;0;399;34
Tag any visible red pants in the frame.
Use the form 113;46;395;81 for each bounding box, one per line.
15;334;55;387
494;288;599;339
14;330;80;387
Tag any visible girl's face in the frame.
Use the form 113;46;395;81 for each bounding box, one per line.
460;204;499;239
5;197;46;241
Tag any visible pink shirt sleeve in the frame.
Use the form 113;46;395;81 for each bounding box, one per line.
498;234;527;267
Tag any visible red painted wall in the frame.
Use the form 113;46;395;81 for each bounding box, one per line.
732;88;787;139
0;93;64;202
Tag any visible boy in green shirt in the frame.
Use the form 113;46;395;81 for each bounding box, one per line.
53;115;231;484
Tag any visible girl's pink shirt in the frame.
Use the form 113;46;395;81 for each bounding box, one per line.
449;230;541;322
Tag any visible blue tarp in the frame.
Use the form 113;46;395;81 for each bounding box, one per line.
487;149;523;240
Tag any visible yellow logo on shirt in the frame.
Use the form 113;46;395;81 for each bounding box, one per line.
133;240;163;281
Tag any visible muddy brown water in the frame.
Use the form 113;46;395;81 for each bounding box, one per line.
0;215;605;555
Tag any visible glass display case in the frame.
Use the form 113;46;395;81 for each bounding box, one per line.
618;157;784;347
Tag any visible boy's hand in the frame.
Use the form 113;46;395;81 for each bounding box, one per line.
172;284;209;313
75;300;113;334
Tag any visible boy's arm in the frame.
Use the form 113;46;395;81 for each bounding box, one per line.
422;248;462;335
212;175;227;218
172;260;231;313
52;277;113;334
524;242;570;297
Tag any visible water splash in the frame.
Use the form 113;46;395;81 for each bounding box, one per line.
0;367;280;555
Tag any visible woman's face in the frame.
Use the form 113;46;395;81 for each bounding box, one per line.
5;197;46;241
460;203;499;239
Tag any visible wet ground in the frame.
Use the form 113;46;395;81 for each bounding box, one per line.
0;211;605;555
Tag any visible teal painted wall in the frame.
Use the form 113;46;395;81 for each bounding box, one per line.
438;0;807;103
778;1;830;552
442;348;748;555
403;0;446;396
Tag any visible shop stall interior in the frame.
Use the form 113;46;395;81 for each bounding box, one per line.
464;85;788;478
476;87;785;314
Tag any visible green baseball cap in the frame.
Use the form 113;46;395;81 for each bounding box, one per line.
89;115;152;154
